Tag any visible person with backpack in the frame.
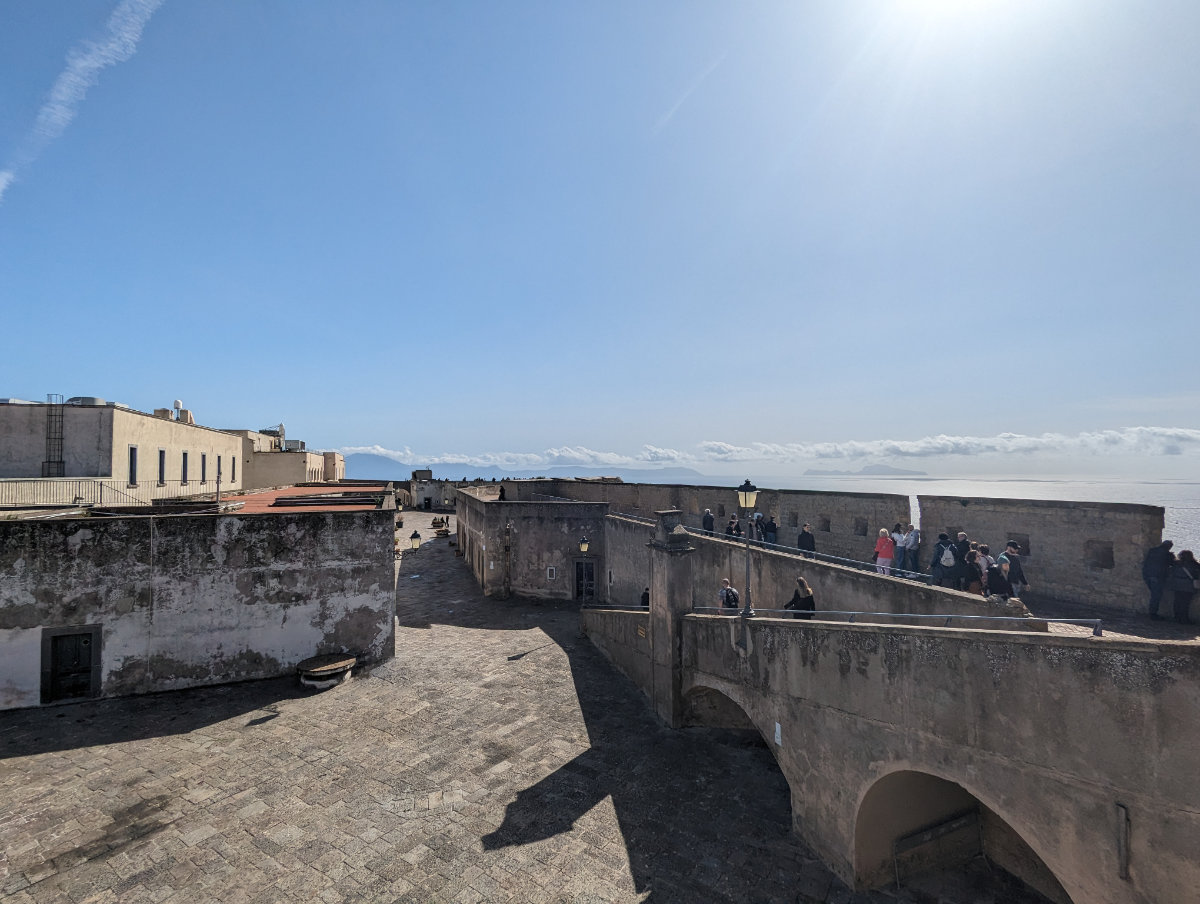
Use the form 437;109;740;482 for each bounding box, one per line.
718;578;740;614
929;533;958;587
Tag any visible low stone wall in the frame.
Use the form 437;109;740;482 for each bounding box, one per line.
687;530;1032;627
580;608;651;701
0;509;395;710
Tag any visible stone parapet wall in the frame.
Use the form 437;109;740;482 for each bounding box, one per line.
579;608;651;701
917;495;1164;613
0;509;396;710
507;479;910;563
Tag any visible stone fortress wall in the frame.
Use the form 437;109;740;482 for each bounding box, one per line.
503;479;1165;614
0;509;396;710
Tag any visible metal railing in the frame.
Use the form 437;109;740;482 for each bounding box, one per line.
610;510;655;524
690;606;1103;636
686;527;934;582
0;477;233;508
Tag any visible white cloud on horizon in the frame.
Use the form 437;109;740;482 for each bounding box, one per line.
0;0;164;205
342;427;1200;470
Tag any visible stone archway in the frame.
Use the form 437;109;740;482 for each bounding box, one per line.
853;769;1073;903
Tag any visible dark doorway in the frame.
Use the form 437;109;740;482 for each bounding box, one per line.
423;497;432;510
575;561;596;602
41;626;102;704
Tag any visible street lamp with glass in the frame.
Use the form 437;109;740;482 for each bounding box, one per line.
410;530;421;550
736;480;758;617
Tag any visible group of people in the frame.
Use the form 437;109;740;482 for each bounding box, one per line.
1142;541;1199;624
871;523;921;576
925;532;1028;600
718;576;815;619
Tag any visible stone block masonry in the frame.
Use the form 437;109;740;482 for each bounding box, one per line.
0;509;396;709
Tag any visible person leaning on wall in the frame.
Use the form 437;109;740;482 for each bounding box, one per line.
784;577;815;620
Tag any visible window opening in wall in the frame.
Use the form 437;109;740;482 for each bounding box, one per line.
718;504;726;518
181;451;189;485
1085;539;1115;570
157;449;166;485
817;516;831;532
127;446;138;486
547;566;556;581
201;453;207;484
217;455;222;482
1008;532;1032;557
232;457;237;482
789;512;799;528
853;517;868;537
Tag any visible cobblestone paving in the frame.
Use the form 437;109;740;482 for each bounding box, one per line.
2;513;1051;904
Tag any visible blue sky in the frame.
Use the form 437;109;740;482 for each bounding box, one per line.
2;0;1198;477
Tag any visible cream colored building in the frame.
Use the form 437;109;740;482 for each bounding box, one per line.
0;399;344;507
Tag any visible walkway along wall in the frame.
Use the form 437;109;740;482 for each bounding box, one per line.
580;510;1199;903
0;510;396;710
917;495;1164;615
503;479;910;562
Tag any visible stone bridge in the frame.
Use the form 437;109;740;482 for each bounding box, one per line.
581;511;1200;904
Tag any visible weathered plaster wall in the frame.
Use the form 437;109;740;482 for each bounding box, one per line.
0;510;395;709
679;618;1200;904
579;609;651;700
456;488;609;600
918;495;1164;613
243;450;328;490
504;479;910;562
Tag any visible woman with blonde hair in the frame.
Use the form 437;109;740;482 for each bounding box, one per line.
785;577;815;619
874;528;895;575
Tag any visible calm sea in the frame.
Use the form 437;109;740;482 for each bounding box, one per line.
759;476;1200;554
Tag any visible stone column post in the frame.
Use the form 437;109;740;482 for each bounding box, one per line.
647;509;696;728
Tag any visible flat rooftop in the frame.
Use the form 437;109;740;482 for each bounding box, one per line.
233;484;393;514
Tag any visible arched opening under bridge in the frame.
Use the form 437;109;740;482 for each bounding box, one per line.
854;770;1073;903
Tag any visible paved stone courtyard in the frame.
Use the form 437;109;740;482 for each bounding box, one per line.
1;513;1054;904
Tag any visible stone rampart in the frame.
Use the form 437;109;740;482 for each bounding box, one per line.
579;608;651;699
0;509;396;710
506;479;909;562
918;495;1164;613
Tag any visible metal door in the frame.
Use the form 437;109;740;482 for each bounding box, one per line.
50;633;94;701
575;561;596;602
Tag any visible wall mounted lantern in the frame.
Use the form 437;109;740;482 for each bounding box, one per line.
410;530;421;550
579;537;590;553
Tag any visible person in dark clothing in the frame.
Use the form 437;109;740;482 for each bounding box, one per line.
963;550;984;595
784;577;815;619
1143;540;1176;620
997;541;1029;598
640;587;650;609
953;532;971;590
497;485;506;501
702;509;715;533
987;561;1014;599
725;517;742;538
764;516;778;545
929;533;958;587
797;523;816;556
1168;550;1199;625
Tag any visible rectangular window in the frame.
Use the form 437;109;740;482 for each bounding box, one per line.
201;453;207;483
127;446;138;486
232;457;237;482
217;455;222;482
158;449;166;485
182;451;189;485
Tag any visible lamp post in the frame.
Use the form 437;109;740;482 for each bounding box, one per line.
410;530;421;550
736;479;758;617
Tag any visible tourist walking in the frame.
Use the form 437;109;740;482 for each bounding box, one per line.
987;560;1014;599
1168;550;1199;625
929;533;958;587
702;509;715;534
640;587;650;609
718;578;740;613
798;523;816;557
903;524;920;575
977;544;995;594
963;550;984;595
1142;540;1176;620
764;516;778;545
874;528;895;575
954;533;972;590
891;523;908;575
785;577;815;620
998;541;1029;598
725;517;741;538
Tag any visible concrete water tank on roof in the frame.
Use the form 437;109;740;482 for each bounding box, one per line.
66;396;106;406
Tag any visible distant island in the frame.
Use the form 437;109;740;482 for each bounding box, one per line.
804;464;927;477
